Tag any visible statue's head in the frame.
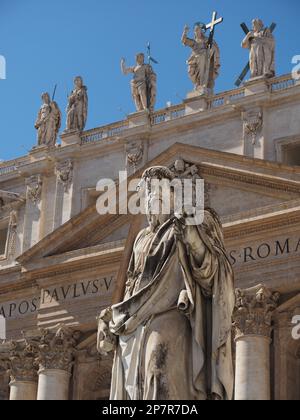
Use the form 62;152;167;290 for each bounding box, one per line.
252;18;264;32
74;76;83;89
138;166;175;231
194;22;207;40
174;159;185;174
136;53;145;65
41;92;50;104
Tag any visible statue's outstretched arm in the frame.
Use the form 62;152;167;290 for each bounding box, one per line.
121;58;134;75
182;25;194;47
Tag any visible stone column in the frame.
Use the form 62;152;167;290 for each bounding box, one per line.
36;324;79;401
233;285;280;401
0;358;10;400
8;340;38;400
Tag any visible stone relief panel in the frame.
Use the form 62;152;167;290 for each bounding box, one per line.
26;175;43;205
125;139;148;174
55;160;73;192
242;108;263;156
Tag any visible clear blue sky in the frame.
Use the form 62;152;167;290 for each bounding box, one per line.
0;0;299;161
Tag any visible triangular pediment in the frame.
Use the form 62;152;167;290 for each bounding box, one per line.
16;143;300;270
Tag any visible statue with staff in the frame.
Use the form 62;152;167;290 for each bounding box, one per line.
35;86;61;147
121;48;157;113
182;11;223;95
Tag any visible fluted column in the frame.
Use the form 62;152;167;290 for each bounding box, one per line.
36;325;79;401
233;285;280;401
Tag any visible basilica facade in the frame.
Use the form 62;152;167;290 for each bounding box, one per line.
0;71;300;400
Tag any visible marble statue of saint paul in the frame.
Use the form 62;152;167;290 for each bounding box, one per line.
98;166;235;401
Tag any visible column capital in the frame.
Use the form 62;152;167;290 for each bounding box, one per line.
37;324;80;374
233;284;280;340
0;339;39;383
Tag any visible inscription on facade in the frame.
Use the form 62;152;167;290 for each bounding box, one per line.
0;275;115;320
229;237;300;266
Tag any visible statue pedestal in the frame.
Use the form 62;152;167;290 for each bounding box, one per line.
244;77;269;96
184;91;209;115
60;131;81;147
127;110;150;129
29;145;51;161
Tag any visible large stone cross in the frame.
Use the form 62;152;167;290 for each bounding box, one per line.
206;11;224;48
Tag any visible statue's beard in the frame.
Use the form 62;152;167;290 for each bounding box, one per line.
146;195;174;231
147;213;171;232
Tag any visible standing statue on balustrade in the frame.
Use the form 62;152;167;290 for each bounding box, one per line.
182;12;223;95
35;93;61;147
65;76;88;133
242;18;275;79
121;53;157;112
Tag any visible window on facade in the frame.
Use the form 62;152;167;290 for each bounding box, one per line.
282;143;300;166
0;225;8;256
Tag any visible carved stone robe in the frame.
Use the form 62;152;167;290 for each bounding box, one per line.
130;64;157;111
183;36;220;91
242;29;275;78
35;102;61;147
66;86;88;132
109;209;235;401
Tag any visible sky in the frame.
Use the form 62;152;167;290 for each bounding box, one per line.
0;0;299;161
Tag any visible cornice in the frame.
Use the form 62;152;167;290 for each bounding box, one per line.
224;207;300;240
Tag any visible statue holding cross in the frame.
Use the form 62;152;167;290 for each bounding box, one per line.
238;18;276;85
182;12;223;95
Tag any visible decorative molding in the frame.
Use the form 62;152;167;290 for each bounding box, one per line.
200;164;300;195
55;160;73;192
224;210;300;240
233;284;280;339
126;141;144;172
242;109;263;146
26;175;43;204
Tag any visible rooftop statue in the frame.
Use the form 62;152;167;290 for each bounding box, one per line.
182;12;223;95
241;18;275;80
35;93;61;147
65;76;88;133
121;53;157;112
